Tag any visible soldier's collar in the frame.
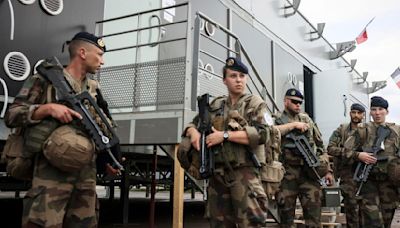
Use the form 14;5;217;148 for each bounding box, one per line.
284;108;298;119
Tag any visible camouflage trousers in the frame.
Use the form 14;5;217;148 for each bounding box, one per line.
278;164;321;228
339;169;361;227
206;166;268;228
358;175;399;228
22;154;98;228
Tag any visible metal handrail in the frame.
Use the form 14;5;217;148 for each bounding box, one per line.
96;2;189;24
194;12;280;112
95;2;189;53
199;33;239;55
106;37;186;53
100;19;187;39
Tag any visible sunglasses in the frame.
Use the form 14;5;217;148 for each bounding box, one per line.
290;99;303;105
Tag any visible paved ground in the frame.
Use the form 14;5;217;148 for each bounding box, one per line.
0;187;209;228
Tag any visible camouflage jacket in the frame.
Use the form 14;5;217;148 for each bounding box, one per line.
344;122;400;173
327;123;354;175
5;69;104;130
327;123;353;158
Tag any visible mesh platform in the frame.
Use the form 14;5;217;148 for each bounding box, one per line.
97;57;186;110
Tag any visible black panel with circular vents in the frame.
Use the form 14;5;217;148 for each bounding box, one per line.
0;0;104;98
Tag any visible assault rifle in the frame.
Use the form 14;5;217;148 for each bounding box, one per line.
353;125;390;196
36;57;123;171
197;93;214;179
276;119;326;186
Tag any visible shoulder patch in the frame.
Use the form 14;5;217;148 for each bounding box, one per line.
264;112;274;125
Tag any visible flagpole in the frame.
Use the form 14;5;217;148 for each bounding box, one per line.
358;17;375;36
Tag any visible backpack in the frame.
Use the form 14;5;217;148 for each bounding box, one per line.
1;73;56;180
1;128;33;180
260;125;284;199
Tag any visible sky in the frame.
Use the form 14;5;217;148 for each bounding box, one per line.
299;0;400;123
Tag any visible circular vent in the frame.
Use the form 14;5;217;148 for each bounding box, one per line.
205;21;215;36
19;0;36;4
40;0;63;16
4;52;31;81
204;63;214;80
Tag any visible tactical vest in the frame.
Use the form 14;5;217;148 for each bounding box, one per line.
357;122;400;175
275;112;322;165
209;94;267;167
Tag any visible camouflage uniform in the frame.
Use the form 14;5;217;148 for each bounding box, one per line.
5;70;102;228
344;122;400;228
275;110;326;227
185;94;269;227
327;123;361;227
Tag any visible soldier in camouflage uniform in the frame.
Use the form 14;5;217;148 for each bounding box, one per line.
5;32;110;228
185;57;269;227
343;96;400;228
275;88;333;228
327;103;365;227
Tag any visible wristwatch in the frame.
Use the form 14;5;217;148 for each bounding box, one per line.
223;131;229;141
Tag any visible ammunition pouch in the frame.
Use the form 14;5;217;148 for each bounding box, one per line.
370;157;390;176
215;143;253;167
261;161;285;199
214;143;239;166
24;119;59;154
